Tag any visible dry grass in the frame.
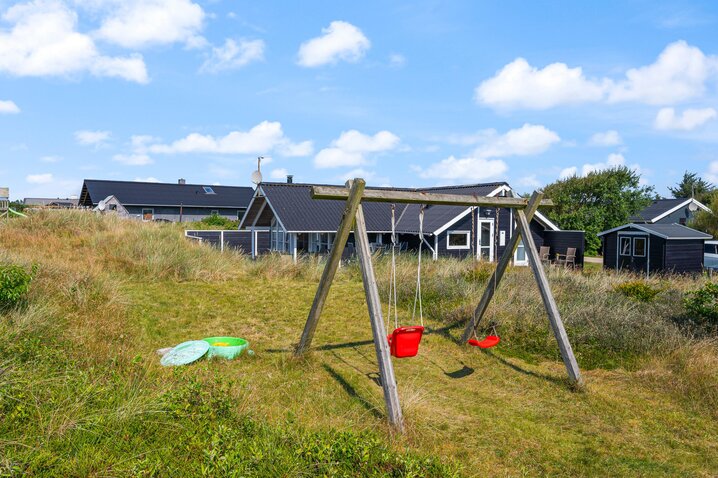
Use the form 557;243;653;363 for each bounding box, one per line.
2;210;718;476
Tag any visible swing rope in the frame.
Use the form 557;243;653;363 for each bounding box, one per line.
387;204;399;331
412;206;424;327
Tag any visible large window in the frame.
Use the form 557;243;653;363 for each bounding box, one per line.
309;233;335;253
447;231;470;250
142;208;154;221
270;218;289;252
619;237;632;256
633;237;646;257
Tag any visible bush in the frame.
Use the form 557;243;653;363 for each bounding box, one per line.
684;282;718;329
0;263;37;309
188;215;239;230
614;280;661;302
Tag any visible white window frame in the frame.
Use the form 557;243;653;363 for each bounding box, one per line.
619;236;632;256
633;237;647;257
141;208;154;221
446;230;470;250
210;209;219;216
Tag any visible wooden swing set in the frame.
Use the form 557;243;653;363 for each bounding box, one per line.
294;178;583;432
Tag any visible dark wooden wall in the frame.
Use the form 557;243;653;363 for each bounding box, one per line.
543;230;585;266
665;240;704;273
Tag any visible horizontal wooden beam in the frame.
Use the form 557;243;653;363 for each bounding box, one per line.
311;185;553;208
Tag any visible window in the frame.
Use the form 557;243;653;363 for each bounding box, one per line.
142;208;154;221
619;237;631;256
210;210;219;216
237;209;245;220
270;218;287;252
447;231;470;249
516;240;526;262
309;233;335;253
202;186;215;194
633;237;646;257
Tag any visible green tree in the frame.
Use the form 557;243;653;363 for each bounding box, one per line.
668;171;714;203
689;192;718;237
542;167;655;255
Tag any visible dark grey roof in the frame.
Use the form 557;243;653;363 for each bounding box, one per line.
243;181;510;234
24;197;79;206
598;223;712;239
79;179;254;208
629;198;690;222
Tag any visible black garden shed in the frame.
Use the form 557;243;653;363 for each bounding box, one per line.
598;223;711;276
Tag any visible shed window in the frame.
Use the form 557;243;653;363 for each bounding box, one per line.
447;231;470;250
142;208;154;221
633;237;646;257
619;237;631;256
203;186;215;194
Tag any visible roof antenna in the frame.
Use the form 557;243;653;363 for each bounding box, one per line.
251;157;263;185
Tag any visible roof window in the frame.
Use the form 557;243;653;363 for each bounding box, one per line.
203;186;216;194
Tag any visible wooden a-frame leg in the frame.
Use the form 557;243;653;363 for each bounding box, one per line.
515;209;583;386
295;179;366;357
461;191;543;343
354;203;404;431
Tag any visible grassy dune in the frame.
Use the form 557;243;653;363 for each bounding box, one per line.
1;210;717;476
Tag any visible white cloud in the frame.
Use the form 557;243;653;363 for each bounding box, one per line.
314;148;364;168
389;53;406;68
269;168;288;180
559;166;578;179
581;153;626;176
148;121;312;156
297;21;370;67
560;153;640;180
26;172;53;184
199;38;264;73
418;156;508;181
113;153;153;165
133;176;159;182
476;41;718;110
40;155;62;162
705;161;718;184
654;107;717;130
475;58;607;109
314;129;400;168
608;41;718;104
94;0;205;49
517;175;542;188
0;100;20;114
75;129;110;146
472;124;560;159
0;0;148;83
589;130;622;147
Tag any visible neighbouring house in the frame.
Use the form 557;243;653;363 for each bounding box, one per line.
598;223;712;275
238;179;585;265
23;197;79;208
78;179;254;222
630;197;711;225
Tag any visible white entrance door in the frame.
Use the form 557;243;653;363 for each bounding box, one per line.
477;220;494;261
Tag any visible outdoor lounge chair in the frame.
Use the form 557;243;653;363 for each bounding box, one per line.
539;246;551;265
555;247;577;268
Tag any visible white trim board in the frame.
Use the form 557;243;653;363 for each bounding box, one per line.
649;198;711;223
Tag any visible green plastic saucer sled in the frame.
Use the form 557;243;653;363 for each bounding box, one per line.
160;340;210;367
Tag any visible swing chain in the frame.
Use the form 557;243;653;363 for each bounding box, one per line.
412;206;424;327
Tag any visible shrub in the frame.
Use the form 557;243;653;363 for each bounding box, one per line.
614;280;661;302
188;215;239;230
0;263;37;309
684;282;718;329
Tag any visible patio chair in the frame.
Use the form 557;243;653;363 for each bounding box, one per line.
539;246;551;265
555;247;577;268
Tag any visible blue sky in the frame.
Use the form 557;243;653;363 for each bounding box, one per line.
1;0;718;200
